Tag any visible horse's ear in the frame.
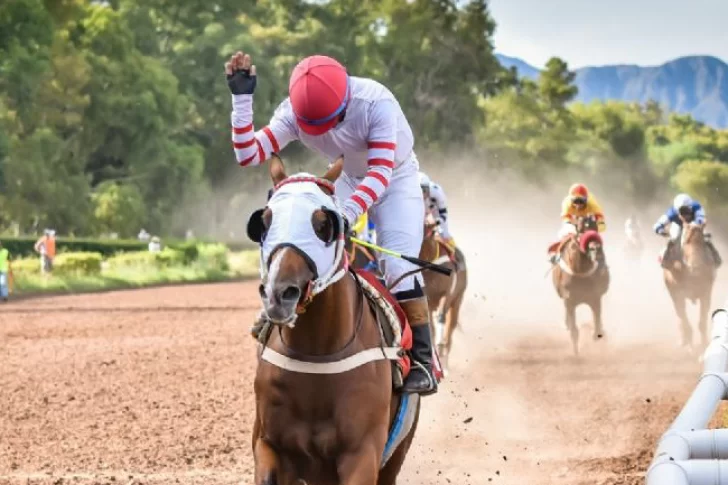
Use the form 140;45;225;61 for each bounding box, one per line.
323;156;344;183
246;208;267;244
311;208;340;245
270;153;287;186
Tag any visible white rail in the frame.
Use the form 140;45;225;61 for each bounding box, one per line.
645;308;728;484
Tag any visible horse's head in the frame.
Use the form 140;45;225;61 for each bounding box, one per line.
246;154;345;327
681;222;712;273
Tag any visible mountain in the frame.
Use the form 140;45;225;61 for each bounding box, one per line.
494;54;728;128
495;53;540;81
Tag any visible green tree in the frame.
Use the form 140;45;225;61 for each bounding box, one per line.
538;57;578;110
92;182;146;236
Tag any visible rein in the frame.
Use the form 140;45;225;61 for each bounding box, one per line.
258;269;403;374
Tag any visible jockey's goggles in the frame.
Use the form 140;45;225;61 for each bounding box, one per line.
571;197;587;206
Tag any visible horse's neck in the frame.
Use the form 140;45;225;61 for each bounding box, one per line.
280;274;358;356
683;235;711;268
564;240;593;271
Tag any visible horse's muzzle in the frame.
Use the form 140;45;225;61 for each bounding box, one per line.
259;282;301;326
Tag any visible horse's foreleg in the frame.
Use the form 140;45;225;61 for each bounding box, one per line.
338;445;379;485
670;291;692;348
589;297;605;340
440;289;465;376
699;290;713;348
565;300;579;356
254;435;279;485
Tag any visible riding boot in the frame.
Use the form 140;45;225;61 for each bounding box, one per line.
706;240;723;268
399;296;438;396
363;260;379;273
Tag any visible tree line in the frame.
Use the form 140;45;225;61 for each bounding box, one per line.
2;0;727;239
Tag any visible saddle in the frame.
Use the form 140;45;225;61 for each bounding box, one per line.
354;269;444;386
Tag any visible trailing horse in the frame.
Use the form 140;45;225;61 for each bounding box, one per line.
550;215;610;355
419;219;467;376
246;154;421;485
662;222;717;350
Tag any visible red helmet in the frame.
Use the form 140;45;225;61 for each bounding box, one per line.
289;55;350;136
569;183;589;201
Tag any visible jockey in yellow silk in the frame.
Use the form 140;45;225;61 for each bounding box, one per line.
549;183;606;264
559;183;606;236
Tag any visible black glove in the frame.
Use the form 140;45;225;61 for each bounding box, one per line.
227;68;257;95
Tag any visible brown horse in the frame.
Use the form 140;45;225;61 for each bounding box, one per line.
345;234;380;275
663;222;717;350
419;220;467;376
550;216;610;355
246;154;421;485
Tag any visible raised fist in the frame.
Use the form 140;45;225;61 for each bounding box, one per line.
225;51;257;95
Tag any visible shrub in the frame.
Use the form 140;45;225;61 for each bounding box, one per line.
54;252;103;275
12;257;41;274
196;243;229;271
105;251;156;269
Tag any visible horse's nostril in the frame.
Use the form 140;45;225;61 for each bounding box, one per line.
259;284;267;298
280;286;301;302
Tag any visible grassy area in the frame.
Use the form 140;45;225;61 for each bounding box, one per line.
9;249;260;297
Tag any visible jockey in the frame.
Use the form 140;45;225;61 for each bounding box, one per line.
624;213;642;245
549;183;606;264
351;212;376;244
351;212;378;272
226;51;437;395
418;171;457;252
653;193;722;268
625;213;640;238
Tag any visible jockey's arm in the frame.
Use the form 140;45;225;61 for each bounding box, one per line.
586;197;606;232
230;95;299;167
340;100;397;224
693;202;707;225
560;196;574;225
653;213;671;235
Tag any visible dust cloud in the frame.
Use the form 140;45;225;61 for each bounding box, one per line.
402;150;728;484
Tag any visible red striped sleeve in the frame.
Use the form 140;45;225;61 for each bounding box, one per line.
367;141;396;150
350;195;368;212
356;185;379;203
367;159;395;168
366;170;389;188
233;138;256;149
233;124;253;134
262;127;280;153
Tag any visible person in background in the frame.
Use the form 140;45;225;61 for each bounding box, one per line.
0;241;13;301
148;236;162;253
34;229;56;275
138;228;151;242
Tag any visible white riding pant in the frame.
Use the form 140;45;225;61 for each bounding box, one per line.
336;153;425;294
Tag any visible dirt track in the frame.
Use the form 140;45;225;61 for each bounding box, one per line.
0;255;722;485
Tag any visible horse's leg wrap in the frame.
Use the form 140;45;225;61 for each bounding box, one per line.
397;282;438;396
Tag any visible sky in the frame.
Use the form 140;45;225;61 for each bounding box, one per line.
489;0;728;69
